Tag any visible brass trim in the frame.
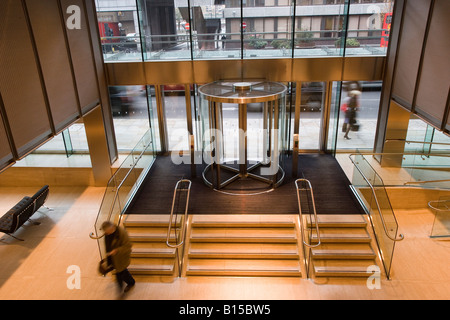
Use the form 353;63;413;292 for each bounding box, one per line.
105;56;385;86
198;81;287;104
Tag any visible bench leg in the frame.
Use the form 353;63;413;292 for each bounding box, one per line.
2;234;24;241
28;218;41;226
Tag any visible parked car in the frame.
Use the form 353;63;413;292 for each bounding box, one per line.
109;86;133;116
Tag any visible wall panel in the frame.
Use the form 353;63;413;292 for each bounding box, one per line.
60;0;100;113
25;0;81;133
0;99;14;171
414;0;450;128
0;0;52;158
391;0;432;109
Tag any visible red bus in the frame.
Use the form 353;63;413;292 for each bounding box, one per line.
98;22;120;44
380;12;392;48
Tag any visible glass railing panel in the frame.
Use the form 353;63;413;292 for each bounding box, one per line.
296;179;316;279
430;197;450;238
101;35;143;62
93;177;120;259
351;152;399;278
344;29;390;56
193;33;241;60
91;129;155;261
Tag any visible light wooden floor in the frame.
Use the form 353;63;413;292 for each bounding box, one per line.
0;186;449;300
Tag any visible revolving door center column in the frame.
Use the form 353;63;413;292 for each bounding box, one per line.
199;81;287;194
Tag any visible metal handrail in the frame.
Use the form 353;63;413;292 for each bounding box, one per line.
404;179;450;185
166;179;192;249
89;233;105;240
295;179;321;248
385;139;450;147
428;199;450;212
349;155;404;242
349;151;450;157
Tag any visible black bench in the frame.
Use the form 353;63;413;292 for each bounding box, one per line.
0;185;50;241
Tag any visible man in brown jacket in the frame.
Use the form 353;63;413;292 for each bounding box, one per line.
102;221;135;293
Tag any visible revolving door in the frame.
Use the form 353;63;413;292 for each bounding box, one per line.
199;81;287;193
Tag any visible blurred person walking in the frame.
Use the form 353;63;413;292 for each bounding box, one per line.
102;221;135;294
342;89;361;140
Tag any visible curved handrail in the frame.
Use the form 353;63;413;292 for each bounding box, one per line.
428;200;450;212
89;232;105;240
295;179;321;248
166;179;192;249
349;155;404;242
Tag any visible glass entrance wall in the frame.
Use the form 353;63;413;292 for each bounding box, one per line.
329;80;382;151
95;0;395;61
162;85;190;152
298;82;326;150
327;81;343;154
108;85;151;152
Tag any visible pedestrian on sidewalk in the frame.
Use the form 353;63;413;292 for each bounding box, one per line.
342;89;361;140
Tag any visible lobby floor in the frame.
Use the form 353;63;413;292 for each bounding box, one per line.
0;185;449;300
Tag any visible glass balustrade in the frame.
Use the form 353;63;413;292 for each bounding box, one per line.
91;129;155;260
350;152;401;279
429;197;450;238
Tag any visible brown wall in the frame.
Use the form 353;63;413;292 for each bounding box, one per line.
375;0;450;153
390;0;450;132
0;0;117;172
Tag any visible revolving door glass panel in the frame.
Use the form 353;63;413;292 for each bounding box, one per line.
199;81;287;194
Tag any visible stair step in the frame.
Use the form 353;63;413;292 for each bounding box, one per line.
308;214;367;228
128;264;174;275
128;228;179;242
191;215;296;228
190;228;297;243
311;248;376;260
314;266;374;277
313;260;376;277
124;214;181;228
189;243;299;259
186;259;301;277
311;228;371;243
131;247;176;258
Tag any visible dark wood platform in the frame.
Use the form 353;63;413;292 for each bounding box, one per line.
126;154;365;215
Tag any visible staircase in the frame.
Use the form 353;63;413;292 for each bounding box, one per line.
185;215;302;277
123;214;181;276
307;214;378;277
122;213;379;279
